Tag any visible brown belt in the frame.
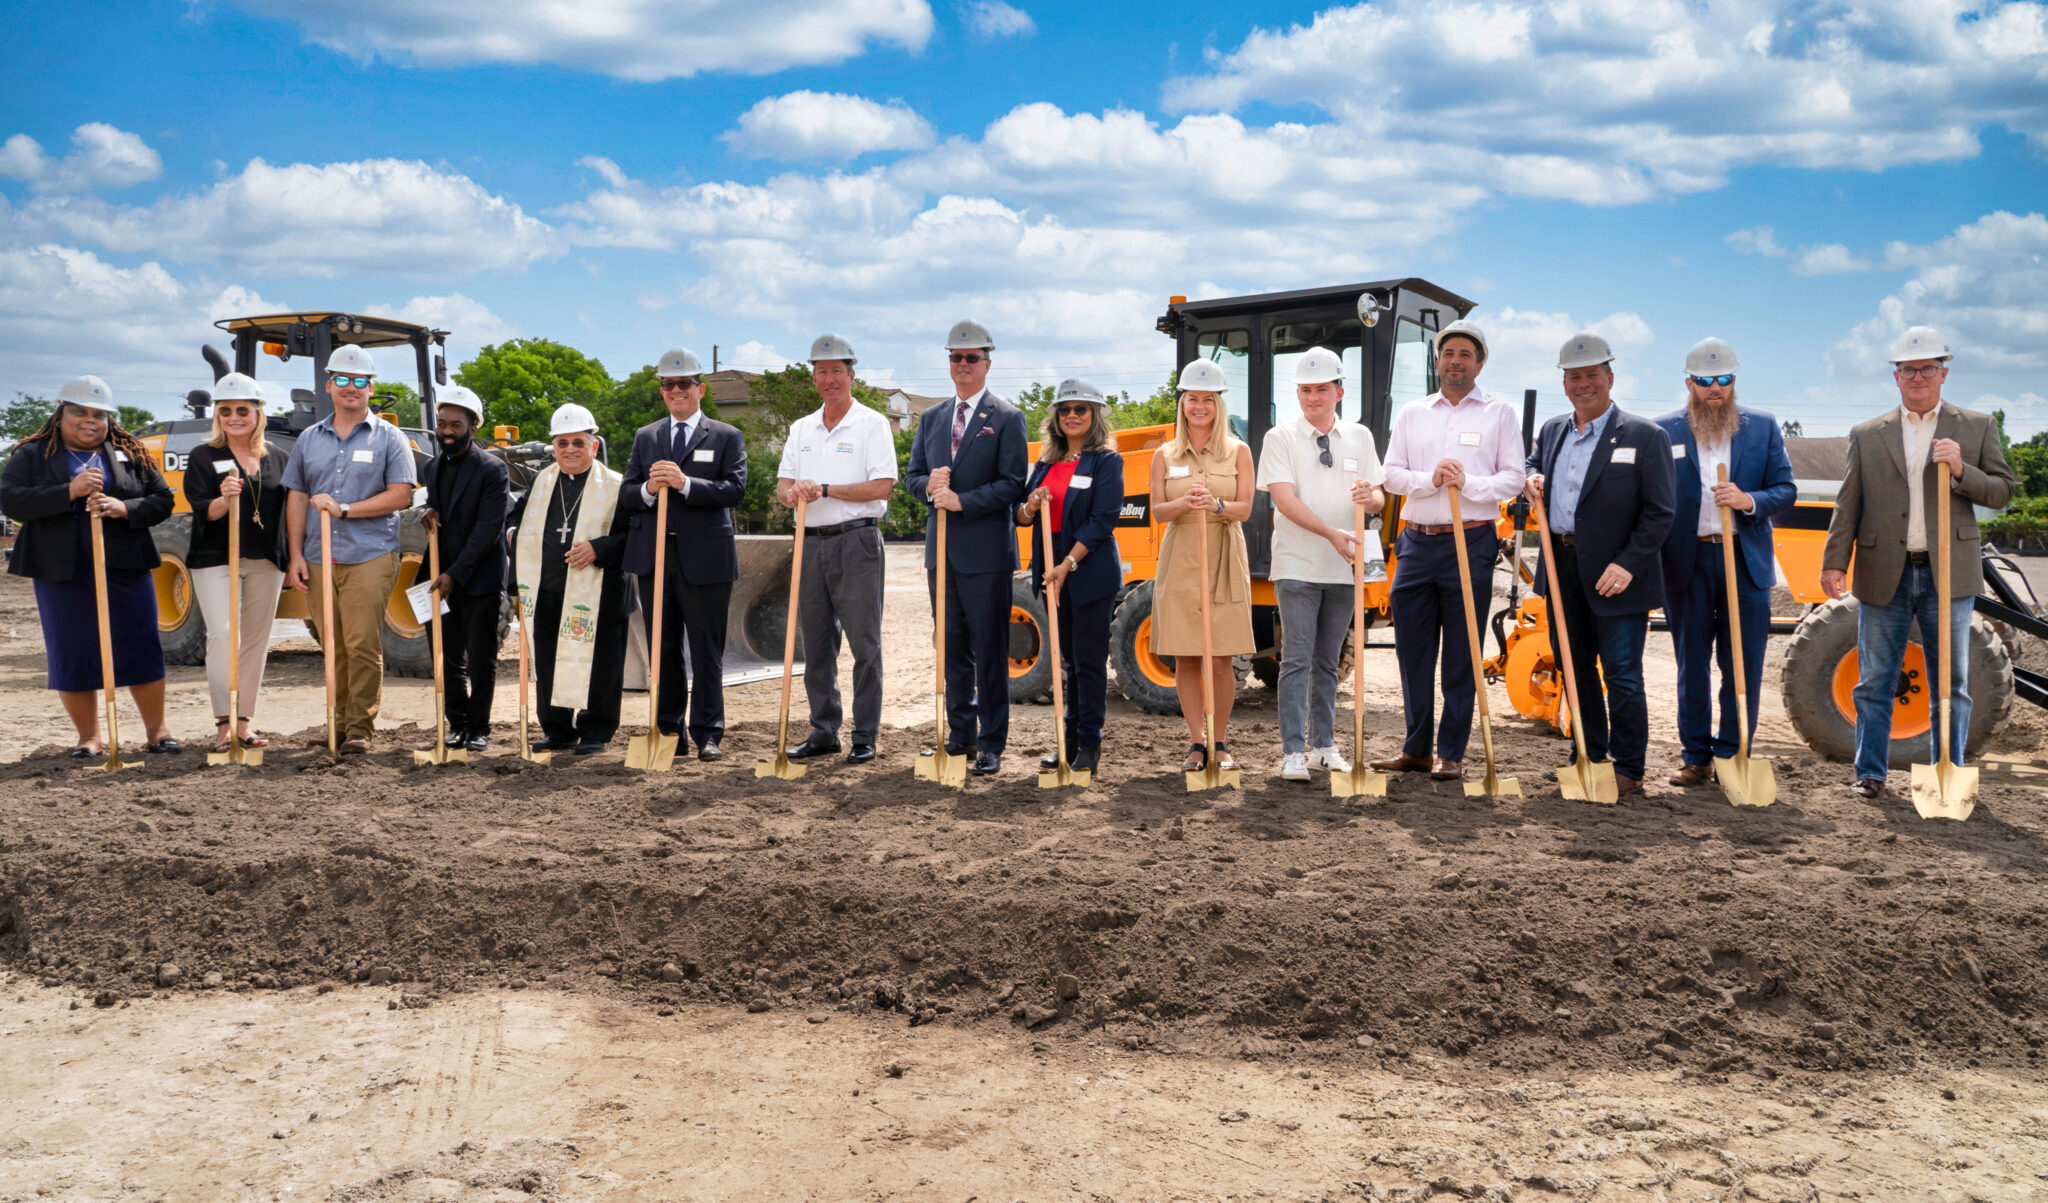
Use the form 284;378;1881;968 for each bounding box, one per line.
1555;533;1576;547
1907;550;1930;564
1408;519;1493;535
1698;534;1724;544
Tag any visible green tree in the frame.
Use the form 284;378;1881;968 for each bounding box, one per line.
1;392;54;447
597;364;670;461
1780;419;1804;438
1108;372;1181;430
456;339;614;450
881;427;926;539
371;382;425;427
2007;429;2048;499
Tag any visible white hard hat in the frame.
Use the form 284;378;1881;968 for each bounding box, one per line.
437;384;485;424
1054;378;1107;406
210;372;265;403
945;320;995;351
326;344;378;378
57;374;117;413
1890;326;1951;364
1684;337;1740;376
549;402;599;438
808;334;856;365
1177;359;1230;393
1436;320;1488;360
657;348;704;378
1557;332;1615;370
1293;346;1345;385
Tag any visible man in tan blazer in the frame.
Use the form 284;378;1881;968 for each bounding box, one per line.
1821;326;2015;799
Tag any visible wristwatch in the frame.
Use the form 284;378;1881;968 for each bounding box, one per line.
1062;556;1079;573
339;501;352;518
1214;496;1225;514
821;482;830;499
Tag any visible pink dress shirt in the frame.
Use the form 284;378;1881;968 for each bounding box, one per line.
1381;388;1527;526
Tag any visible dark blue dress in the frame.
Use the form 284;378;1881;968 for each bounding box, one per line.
35;450;165;691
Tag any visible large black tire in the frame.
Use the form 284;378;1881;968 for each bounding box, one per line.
380;513;434;678
1109;580;1181;715
1781;597;2014;769
1007;574;1053;704
150;514;208;666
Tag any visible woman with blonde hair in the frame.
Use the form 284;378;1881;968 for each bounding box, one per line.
182;373;290;752
1148;359;1254;773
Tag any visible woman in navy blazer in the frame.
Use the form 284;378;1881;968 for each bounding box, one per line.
1015;380;1126;771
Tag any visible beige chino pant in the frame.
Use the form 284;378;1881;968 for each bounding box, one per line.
190;560;285;721
305;552;400;739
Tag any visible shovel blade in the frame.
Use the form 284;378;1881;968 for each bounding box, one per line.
1037;762;1093;789
93;753;140;774
1556;758;1618;804
756;753;808;780
413;746;470;766
916;747;969;788
1714;753;1776;808
207;748;232;767
1331;768;1388;798
1184;764;1241;793
521;749;552;766
208;744;263;767
1911;761;1978;821
1465;773;1522;798
624;732;679;772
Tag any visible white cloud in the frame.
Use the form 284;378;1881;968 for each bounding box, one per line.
0;124;161;193
963;1;1035;39
724;341;792;372
724;92;935;160
239;0;935;82
1726;226;1787;258
1474;307;1661;415
364;292;519;383
1791;243;1874;276
1834;210;2048;376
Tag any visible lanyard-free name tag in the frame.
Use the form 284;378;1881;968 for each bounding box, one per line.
1168;465;1191;478
1458;431;1482;447
351;449;375;464
1672;444;1688;459
216;458;236;472
1341;457;1358;474
693;448;715;462
1070;474;1092;489
111;449;129;463
1613;447;1637;465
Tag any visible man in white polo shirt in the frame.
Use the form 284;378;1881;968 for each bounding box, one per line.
775;334;900;765
1257;346;1386;782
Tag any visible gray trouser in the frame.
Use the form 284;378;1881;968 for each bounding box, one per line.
800;523;886;744
1276;579;1353;755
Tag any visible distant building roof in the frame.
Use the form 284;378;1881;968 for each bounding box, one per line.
704;368;759;407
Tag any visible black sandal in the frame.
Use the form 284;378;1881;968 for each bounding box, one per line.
146;737;182;755
1181;743;1208;772
68;743;101;760
1214;741;1238;771
239;717;269;748
211;719;233;755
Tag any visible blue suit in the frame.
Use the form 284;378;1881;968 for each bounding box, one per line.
1018;448;1126;750
1654;407;1795;767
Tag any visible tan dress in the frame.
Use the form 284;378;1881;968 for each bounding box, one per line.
1150;439;1253;657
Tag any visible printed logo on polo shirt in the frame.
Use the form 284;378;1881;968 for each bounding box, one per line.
834;440;854;453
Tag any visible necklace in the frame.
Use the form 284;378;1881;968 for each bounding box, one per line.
552;473;586;542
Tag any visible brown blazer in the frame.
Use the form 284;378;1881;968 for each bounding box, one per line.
1822;402;2015;607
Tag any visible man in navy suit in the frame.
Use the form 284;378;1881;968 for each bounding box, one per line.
418;385;510;752
1654;339;1795;788
1525;333;1676;796
904;320;1029;775
619;348;747;761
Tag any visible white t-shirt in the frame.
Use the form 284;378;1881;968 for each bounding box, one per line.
1256;417;1385;585
774;402;899;525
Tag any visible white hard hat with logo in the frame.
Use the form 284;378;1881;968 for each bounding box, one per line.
1177;360;1230;392
437;384;485;424
1684;338;1740;376
808;334;856;365
549;402;600;438
1890;326;1951;364
1294;346;1346;385
1436;320;1488;360
1054;378;1107;406
945;320;995;351
57;374;117;413
657;348;704;378
1557;332;1615;370
326;345;378;378
210;372;265;403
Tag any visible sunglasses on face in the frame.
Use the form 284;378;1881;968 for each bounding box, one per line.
1054;403;1093;418
330;374;372;388
949;353;988;365
1896;364;1945;380
216;405;257;417
660;378;700;392
1689;374;1735;388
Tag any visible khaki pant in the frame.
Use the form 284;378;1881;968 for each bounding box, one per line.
305;553;399;739
191;559;285;720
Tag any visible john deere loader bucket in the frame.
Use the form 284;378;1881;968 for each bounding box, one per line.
623;534;806;692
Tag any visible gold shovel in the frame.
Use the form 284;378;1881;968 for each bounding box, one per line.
87;505;138;773
1037;512;1090;789
1530;487;1616;802
414;536;468;765
512;597;550;765
208;467;260;765
1447;486;1518;797
319;509;339;757
626;486;680;771
757;497;809;780
1712;465;1772;807
1185;499;1240;793
1912;482;1978;820
915;509;969;787
1332;497;1386;798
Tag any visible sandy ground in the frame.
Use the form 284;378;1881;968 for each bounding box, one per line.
6;546;2048;1200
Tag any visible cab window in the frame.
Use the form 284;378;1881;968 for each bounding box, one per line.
1195;330;1251;441
1270;320;1364;431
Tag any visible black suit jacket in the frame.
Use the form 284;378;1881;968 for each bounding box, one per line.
618;413;746;584
903;391;1028;575
415;448;510;597
181;443;290;570
1527;405;1676;616
2;438;175;582
1018;448;1126;608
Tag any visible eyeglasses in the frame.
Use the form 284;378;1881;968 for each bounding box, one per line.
1054;403;1093;418
329;374;372;388
216;405;256;417
554;437;591;449
1315;432;1333;468
949;353;988;364
1689;374;1735;388
660;378;700;392
1895;364;1946;379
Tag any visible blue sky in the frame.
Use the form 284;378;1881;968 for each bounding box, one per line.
3;0;2044;435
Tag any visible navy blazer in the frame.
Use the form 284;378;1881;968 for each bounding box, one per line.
1017;448;1126;608
618;414;746;585
2;438;175;582
1527;405;1676;616
416;447;511;598
1653;407;1795;596
903;391;1029;575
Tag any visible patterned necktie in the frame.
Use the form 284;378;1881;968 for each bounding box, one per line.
949;399;971;457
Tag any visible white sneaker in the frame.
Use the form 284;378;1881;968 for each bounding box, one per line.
1280;752;1311;781
1310;745;1351;773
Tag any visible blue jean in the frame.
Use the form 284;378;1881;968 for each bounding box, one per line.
1666;540;1770;766
1545;545;1650;780
1276;580;1353;754
1853;561;1972;781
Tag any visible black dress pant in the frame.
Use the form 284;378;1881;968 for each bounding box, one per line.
1389;527;1496;760
927;565;1013;753
441;589;501;736
532;590;626;744
1055;591;1114;750
638;565;730;747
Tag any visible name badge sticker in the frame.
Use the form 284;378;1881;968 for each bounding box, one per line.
1458;431;1482;446
1070;474;1092;489
351;449;375;464
216;458;236;472
1168;465;1191;479
1672;444;1688;459
1341;457;1358;473
693;448;715;462
1613;447;1637;465
112;449;129;463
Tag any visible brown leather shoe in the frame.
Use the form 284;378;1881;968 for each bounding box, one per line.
1370;753;1430;773
340;736;371;755
1429;757;1464;781
1849;777;1884;800
1667;763;1712;788
1615;773;1642;796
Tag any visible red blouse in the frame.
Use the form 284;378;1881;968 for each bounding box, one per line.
1043;460;1078;533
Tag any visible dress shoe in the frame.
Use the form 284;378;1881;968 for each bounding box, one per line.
1429;757;1464;780
536;733;576;751
1371;753;1431;773
846;743;876;764
970;750;1001;776
1615;774;1643;797
574;738;607;755
1668;762;1713;788
697;741;724;762
1040;750;1062;770
1849;777;1884;800
465;731;488;753
1074;745;1101;772
945;739;973;757
444;729;468;748
786;733;841;760
340;736;371;755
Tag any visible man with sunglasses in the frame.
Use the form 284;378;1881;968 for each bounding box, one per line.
904;320;1029;776
619;348;747;761
281;343;419;753
1256;346;1385;782
1822;327;2014;799
1652;340;1795;788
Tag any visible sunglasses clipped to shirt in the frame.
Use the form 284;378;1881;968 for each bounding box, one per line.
1689;374;1735;388
329;374;373;388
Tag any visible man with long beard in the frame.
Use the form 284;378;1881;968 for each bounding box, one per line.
1652;340;1795;788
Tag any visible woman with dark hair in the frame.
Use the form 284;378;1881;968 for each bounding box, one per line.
0;376;179;758
1015;379;1125;772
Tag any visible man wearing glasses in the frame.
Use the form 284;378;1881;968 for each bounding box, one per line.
619;348;747;761
1652;340;1795;788
281;344;419;753
904;320;1029;776
1256;346;1386;782
1822;327;2014;800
